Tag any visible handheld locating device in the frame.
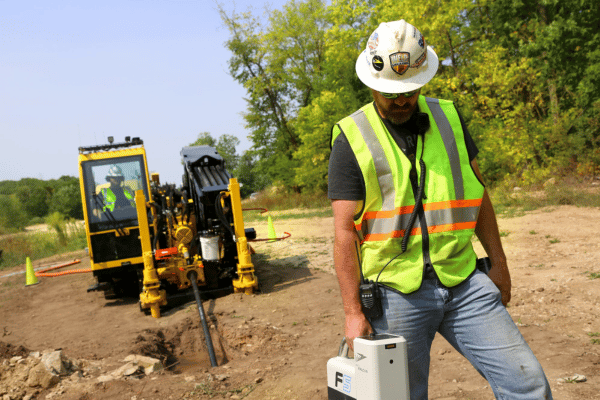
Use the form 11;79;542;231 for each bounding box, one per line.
327;333;410;400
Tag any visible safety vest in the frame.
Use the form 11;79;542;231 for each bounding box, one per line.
102;187;135;212
331;96;485;294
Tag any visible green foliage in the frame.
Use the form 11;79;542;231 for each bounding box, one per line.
189;132;240;171
0;176;82;230
242;187;330;213
0;195;28;233
49;181;83;219
45;212;68;246
16;183;51;219
219;0;600;193
0;225;87;271
234;151;270;198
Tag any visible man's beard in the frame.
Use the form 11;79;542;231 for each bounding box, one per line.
386;106;415;125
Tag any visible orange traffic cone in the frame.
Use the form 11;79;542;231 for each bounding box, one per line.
25;257;39;286
267;216;277;242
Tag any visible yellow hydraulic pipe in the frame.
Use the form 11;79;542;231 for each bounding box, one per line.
135;190;166;317
228;178;258;295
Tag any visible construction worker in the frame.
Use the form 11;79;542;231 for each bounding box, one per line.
100;165;135;212
328;20;552;399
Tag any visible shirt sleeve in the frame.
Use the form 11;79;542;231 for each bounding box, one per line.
328;127;365;201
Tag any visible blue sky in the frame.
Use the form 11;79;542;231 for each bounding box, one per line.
0;0;289;185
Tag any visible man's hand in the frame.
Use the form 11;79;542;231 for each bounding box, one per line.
487;260;511;306
345;312;373;351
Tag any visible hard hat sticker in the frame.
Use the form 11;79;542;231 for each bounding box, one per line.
412;51;427;69
372;55;384;71
390;52;410;75
368;32;379;55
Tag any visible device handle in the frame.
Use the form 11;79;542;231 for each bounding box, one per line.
338;337;350;358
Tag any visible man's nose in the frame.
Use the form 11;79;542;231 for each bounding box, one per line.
393;95;408;105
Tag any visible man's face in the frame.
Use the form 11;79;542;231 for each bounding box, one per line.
108;177;121;188
372;89;420;125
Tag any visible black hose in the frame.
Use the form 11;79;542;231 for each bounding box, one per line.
214;193;236;237
189;271;218;367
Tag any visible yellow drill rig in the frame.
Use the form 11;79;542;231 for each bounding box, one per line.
78;137;258;366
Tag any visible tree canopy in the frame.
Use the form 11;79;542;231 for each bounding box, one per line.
219;0;600;191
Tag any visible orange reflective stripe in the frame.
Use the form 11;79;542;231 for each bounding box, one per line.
361;221;477;242
423;199;482;211
362;205;414;220
427;221;477;234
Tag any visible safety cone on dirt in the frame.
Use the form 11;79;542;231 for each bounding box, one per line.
267;216;277;242
25;257;39;286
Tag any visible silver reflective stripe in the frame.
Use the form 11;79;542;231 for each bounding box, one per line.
351;110;396;210
363;211;419;237
424;206;479;227
426;98;464;200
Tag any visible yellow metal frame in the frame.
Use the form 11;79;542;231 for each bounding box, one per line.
78;145;153;271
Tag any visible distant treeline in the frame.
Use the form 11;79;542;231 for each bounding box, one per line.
0;176;82;232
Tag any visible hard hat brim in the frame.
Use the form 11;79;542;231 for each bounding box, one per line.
355;46;439;93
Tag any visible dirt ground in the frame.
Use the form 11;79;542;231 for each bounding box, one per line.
1;204;600;399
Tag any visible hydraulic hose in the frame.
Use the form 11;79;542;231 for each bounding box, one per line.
188;270;218;367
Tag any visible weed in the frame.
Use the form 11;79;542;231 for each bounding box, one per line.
529;230;537;235
585;332;600;344
588;272;600;280
499;231;510;237
529;264;545;269
549;238;561;244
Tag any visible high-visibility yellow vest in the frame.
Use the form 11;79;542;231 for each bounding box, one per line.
102;187;135;212
331;96;485;294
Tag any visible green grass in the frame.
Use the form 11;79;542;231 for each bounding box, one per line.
490;180;600;217
242;189;330;212
0;225;87;271
243;208;332;222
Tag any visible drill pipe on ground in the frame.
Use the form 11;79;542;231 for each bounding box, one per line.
189;270;218;367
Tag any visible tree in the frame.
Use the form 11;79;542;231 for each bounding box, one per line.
49;182;84;220
220;0;330;191
0;195;28;232
190;132;216;147
16;182;50;219
189;132;240;172
234;150;270;198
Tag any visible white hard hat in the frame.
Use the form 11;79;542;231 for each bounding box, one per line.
355;20;439;93
106;165;124;181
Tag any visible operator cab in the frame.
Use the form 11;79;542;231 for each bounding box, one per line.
80;156;150;233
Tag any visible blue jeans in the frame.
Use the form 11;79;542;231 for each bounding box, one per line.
370;269;552;399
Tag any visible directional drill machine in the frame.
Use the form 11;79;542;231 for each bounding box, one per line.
78;136;258;320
